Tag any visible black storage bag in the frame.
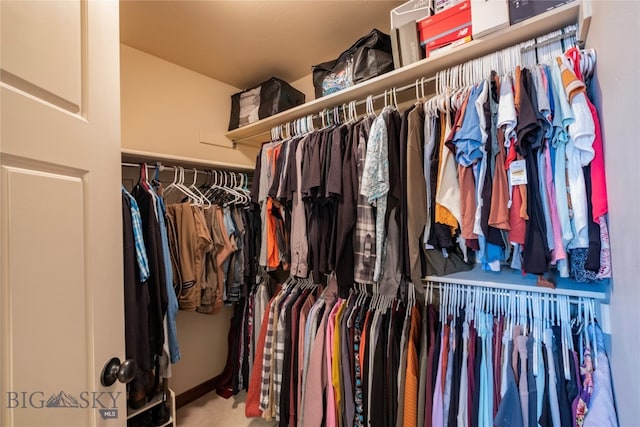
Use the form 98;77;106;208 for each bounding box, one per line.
228;77;305;131
312;29;394;99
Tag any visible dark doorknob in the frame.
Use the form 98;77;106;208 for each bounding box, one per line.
101;357;137;387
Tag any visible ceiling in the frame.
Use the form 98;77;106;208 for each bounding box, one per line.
119;0;403;90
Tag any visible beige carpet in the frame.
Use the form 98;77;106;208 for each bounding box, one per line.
177;390;277;427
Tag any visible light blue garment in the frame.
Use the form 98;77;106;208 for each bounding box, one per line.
454;86;484;167
550;61;576;252
535;340;545;426
479;312;494;427
583;324;619;427
553;142;573;248
360;109;390;281
494;341;524;427
154;192;181;363
511;243;523;271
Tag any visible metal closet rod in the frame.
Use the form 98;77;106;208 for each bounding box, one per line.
295;77;436;122
262;77;436;142
121;162;252;175
424;281;594;305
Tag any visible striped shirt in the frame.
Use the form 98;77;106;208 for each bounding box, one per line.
353;118;376;284
259;291;283;415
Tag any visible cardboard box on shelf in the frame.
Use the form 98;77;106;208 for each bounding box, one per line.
418;0;472;57
471;0;509;39
391;0;433;29
508;0;575;25
391;20;425;68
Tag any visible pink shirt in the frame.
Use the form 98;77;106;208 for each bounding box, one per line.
324;299;343;427
303;309;329;427
544;146;567;264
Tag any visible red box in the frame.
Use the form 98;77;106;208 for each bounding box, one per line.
418;0;472;47
425;26;472;56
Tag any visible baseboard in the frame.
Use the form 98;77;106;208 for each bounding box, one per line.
175;378;217;409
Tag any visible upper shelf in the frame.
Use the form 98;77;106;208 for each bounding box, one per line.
121;148;254;172
226;0;587;145
425;266;608;300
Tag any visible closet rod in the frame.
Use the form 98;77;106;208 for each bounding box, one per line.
423;281;593;305
520;28;577;52
121;162;253;175
287;77;437;126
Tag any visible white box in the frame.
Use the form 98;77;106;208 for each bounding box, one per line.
391;0;433;29
471;0;510;38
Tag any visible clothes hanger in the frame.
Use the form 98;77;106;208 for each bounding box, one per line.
224;171;245;205
163;167;180;199
588;298;598;369
228;173;245;206
366;95;374;117
560;295;571;380
175;167;201;204
439;284;446;325
187;168;209;207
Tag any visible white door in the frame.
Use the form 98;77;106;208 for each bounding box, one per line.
0;1;125;426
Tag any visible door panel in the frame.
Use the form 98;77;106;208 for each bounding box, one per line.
0;1;124;426
3;163;90;426
1;0;82;112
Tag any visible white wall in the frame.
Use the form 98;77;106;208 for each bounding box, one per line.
292;72;316;102
120;44;256;167
120;44;259;396
587;2;640;424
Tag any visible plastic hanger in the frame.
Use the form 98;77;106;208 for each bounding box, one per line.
163;167;180;199
439;285;446;325
365;95;374;117
588;298;598;369
189;168;210;208
175;167;200;204
560;295;571;380
224;171;245;205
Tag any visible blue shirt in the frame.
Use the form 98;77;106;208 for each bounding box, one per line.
153;189;181;363
122;186;150;282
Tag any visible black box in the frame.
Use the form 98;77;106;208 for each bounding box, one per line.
508;0;575;25
228;77;305;131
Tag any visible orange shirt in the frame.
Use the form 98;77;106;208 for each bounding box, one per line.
403;307;422;427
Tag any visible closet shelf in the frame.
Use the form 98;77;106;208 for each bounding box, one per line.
127;392;164;419
121;148;254;172
225;0;587;145
424;265;607;300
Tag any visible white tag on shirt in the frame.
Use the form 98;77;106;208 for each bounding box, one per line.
509;159;528;185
